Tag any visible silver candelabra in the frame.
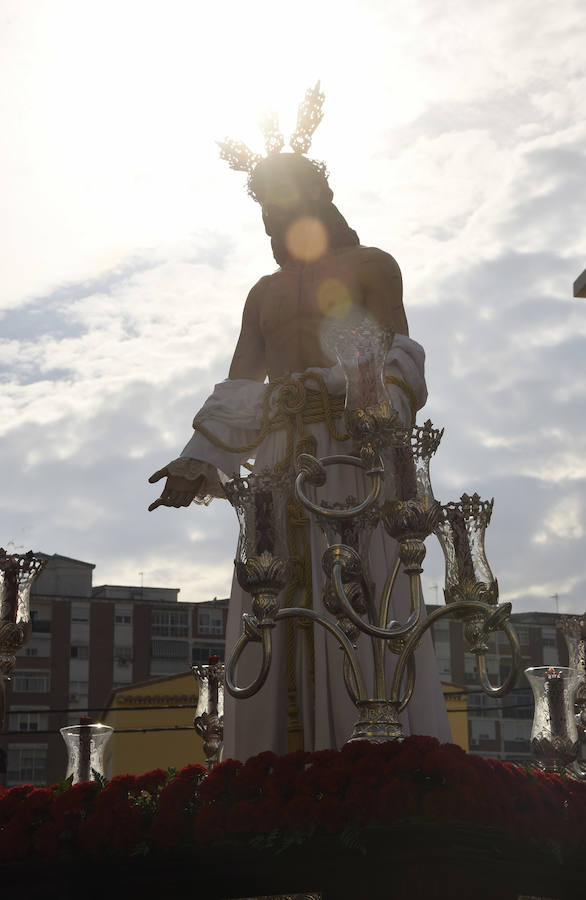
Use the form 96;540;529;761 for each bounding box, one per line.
223;322;521;744
0;549;47;729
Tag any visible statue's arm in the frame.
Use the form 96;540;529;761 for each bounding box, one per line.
149;280;268;511
228;278;268;381
359;251;409;336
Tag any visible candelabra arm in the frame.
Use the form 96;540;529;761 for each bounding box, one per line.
397;655;416;712
476;622;521;697
373;637;386;700
330;560;422;640
225;621;273;699
275;606;367;702
570;761;586;781
343;653;361;705
378;557;402;630
391;600;518;704
295;453;382;520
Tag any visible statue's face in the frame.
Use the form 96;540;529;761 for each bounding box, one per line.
260;171;316;238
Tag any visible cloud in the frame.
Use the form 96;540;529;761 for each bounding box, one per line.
2;0;586;623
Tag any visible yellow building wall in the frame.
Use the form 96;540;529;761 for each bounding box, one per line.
102;672;206;776
101;673;469;777
442;682;469;751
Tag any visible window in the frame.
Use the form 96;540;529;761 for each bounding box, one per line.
70;645;89;659
69;680;89;705
115;614;132;625
467;694;482;715
198;609;223;636
503;720;531;742
435;653;451;676
151;610;188;637
114;646;132;661
6;746;48;786
18;637;51;659
71;605;89;623
505;692;533;720
470;719;496;742
12;671;50;693
486;654;499;675
30;612;51;633
432;621;450;643
8;710;48;733
192;645;225;664
151;640;189;659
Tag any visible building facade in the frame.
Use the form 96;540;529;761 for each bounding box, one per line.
2;551;576;785
102;672;206;777
1;553;228;788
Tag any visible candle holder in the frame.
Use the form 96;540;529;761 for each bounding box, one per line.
526;666;582;773
60;719;113;783
323;315;400;469
558;616;586;727
224;318;521;745
434;493;498;608
0;549;47;728
193;656;225;769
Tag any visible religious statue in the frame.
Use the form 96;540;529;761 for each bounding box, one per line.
149;85;451;759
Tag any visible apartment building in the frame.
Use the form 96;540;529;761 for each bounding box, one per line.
1;553;228;788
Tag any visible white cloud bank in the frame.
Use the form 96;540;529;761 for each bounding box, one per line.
2;0;586;616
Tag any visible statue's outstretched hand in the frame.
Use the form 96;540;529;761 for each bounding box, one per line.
148;467;206;511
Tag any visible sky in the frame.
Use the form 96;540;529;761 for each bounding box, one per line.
2;0;585;616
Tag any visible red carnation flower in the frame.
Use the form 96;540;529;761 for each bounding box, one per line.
193;802;226;843
247;796;282;833
225;800;256;834
156;779;197;817
282;794;317;831
307;764;351;797
77;810;114;856
231;767;264;802
264;768;303;801
51;781;98;826
0;785;36;822
376;779;417;820
135;768;167;794
314;795;347;834
339;741;376;764
242;750;277;774
344;781;377;820
175;763;206;783
272;750;309;772
307;749;339;767
401;735;440;755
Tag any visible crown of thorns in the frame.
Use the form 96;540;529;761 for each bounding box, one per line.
217;82;328;201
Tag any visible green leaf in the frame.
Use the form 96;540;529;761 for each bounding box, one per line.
91;769;109;790
53;774;74;796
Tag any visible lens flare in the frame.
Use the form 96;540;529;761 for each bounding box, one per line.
285;216;328;262
317;277;352;318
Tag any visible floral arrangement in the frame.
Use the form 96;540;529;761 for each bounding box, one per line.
2;736;586;863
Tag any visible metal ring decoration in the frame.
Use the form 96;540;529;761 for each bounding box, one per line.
331;561;423;641
476;621;521;697
225;626;274;699
295;453;382;519
390;600;516;705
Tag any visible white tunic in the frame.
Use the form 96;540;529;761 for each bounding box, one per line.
180;334;452;759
